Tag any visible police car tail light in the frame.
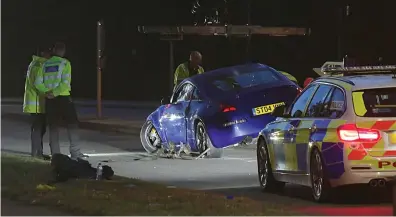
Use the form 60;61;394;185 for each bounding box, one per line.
220;104;236;112
337;124;381;142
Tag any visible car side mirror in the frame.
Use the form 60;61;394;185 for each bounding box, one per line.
161;96;170;105
271;104;290;118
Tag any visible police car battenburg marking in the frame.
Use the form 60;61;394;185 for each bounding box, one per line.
252;102;285;116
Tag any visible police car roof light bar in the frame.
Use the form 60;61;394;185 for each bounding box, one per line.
321;65;396;77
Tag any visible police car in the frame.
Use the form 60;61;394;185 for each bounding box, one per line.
256;64;396;202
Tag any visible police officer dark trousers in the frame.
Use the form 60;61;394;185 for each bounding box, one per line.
34;42;85;160
30;114;48;155
46;96;81;159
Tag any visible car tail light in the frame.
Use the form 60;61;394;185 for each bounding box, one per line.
220;104;236;112
337;124;381;142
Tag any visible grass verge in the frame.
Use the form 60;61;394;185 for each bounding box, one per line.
1;153;299;215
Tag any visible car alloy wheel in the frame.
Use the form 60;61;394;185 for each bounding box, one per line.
257;138;285;192
196;122;208;153
141;121;161;153
311;150;324;200
257;142;269;188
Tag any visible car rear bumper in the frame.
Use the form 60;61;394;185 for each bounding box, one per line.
329;155;396;187
206;115;273;148
330;170;396;187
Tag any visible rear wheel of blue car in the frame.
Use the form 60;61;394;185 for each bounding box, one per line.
195;121;223;158
140;120;161;154
257;137;285;192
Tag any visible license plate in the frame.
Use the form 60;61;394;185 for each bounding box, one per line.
252;102;285;116
389;132;396;145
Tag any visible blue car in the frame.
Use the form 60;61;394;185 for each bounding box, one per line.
140;63;301;158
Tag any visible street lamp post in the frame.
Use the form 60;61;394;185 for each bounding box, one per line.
96;20;104;119
337;4;350;61
169;40;174;93
246;0;252;62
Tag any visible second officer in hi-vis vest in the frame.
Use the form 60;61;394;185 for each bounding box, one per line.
23;46;52;159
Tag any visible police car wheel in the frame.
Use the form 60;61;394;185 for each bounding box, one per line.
195;121;223;158
257;137;285;192
140;120;161;154
310;148;331;202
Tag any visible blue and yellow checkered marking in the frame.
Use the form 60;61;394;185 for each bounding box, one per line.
268;119;346;178
296;143;308;172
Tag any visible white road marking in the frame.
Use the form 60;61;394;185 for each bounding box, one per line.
79;152;145;157
65;152;257;162
198;184;259;190
222;157;256;161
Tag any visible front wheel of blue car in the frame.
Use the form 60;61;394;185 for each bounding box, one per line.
140;120;161;154
195;121;223;158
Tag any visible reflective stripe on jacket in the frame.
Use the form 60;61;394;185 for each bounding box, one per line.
23;55;47;113
174;62;204;86
35;56;72;97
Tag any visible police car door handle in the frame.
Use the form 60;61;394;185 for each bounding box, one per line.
309;124;317;133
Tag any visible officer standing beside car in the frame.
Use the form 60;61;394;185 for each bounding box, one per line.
174;51;204;88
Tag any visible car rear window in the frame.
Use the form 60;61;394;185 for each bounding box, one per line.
211;69;282;91
352;87;396;117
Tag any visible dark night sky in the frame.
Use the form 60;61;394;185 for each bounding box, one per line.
2;0;395;101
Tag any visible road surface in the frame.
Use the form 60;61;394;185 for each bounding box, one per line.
1;103;394;215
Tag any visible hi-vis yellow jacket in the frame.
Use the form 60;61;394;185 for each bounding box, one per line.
174;62;204;86
23;55;48;113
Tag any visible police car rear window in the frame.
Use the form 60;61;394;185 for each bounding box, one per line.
211;70;281;91
352;87;396;117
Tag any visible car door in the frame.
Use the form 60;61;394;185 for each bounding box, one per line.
272;84;318;172
296;84;335;174
307;86;347;180
185;86;207;148
161;83;194;144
